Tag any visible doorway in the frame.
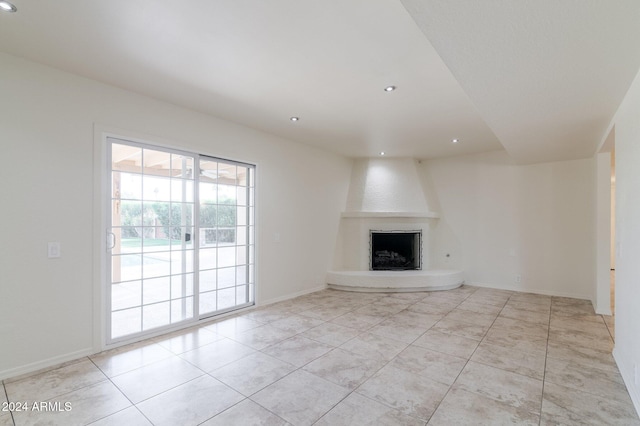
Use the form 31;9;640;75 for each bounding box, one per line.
610;143;616;315
107;137;255;343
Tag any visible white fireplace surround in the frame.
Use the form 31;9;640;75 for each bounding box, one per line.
328;158;463;292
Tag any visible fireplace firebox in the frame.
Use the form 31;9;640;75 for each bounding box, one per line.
370;230;422;271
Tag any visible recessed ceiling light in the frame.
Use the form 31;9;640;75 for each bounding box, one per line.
290;117;299;122
452;138;460;143
384;86;396;92
0;1;17;12
380;151;385;156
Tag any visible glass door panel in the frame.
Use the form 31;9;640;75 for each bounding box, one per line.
109;140;196;341
198;158;254;317
108;140;255;342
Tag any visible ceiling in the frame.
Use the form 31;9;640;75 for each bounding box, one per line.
1;1;638;164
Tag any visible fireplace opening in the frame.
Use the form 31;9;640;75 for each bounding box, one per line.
370;230;422;271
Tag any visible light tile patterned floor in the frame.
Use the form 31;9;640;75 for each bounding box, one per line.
1;286;638;425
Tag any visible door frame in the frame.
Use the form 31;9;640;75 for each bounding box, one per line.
106;137;200;344
92;125;258;352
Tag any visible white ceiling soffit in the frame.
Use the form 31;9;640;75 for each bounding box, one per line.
0;0;503;159
401;0;640;164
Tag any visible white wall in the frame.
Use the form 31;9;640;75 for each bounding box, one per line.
422;150;597;298
345;158;433;213
610;66;640;414
0;52;351;379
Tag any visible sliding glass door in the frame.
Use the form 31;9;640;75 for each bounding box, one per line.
198;157;255;317
108;138;254;343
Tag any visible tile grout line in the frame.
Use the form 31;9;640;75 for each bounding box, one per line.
0;295;415;426
187;296;351;424
543;304;625;405
236;294;384;425
537;300;621;420
343;301;437;423
4;359;115;421
263;295;383;424
105;314;335;425
85;356;156;426
7;287;630;425
281;294;404;424
2;381;16;426
88;349;263;425
311;289;475;425
538;299;552;426
258;292;429;424
425;290;552;422
416;287;485;424
602;313;615;343
201;367;290;426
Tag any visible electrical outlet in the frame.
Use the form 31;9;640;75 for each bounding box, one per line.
515;274;522;283
48;242;61;258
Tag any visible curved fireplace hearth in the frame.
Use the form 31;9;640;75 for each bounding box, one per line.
326;269;464;292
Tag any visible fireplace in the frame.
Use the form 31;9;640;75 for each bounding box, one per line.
370;230;422;271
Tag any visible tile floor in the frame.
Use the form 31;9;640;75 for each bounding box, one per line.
1;286;638;425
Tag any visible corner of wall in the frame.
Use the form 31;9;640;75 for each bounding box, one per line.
594;152;612;315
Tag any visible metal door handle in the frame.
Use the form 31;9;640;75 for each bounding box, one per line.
107;232;116;250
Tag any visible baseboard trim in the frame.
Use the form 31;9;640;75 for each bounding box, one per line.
0;348;94;382
0;286;332;383
466;281;592;300
613;347;640;417
259;284;328;307
595;307;613;316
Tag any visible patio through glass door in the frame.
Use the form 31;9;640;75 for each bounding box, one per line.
107;138;255;343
